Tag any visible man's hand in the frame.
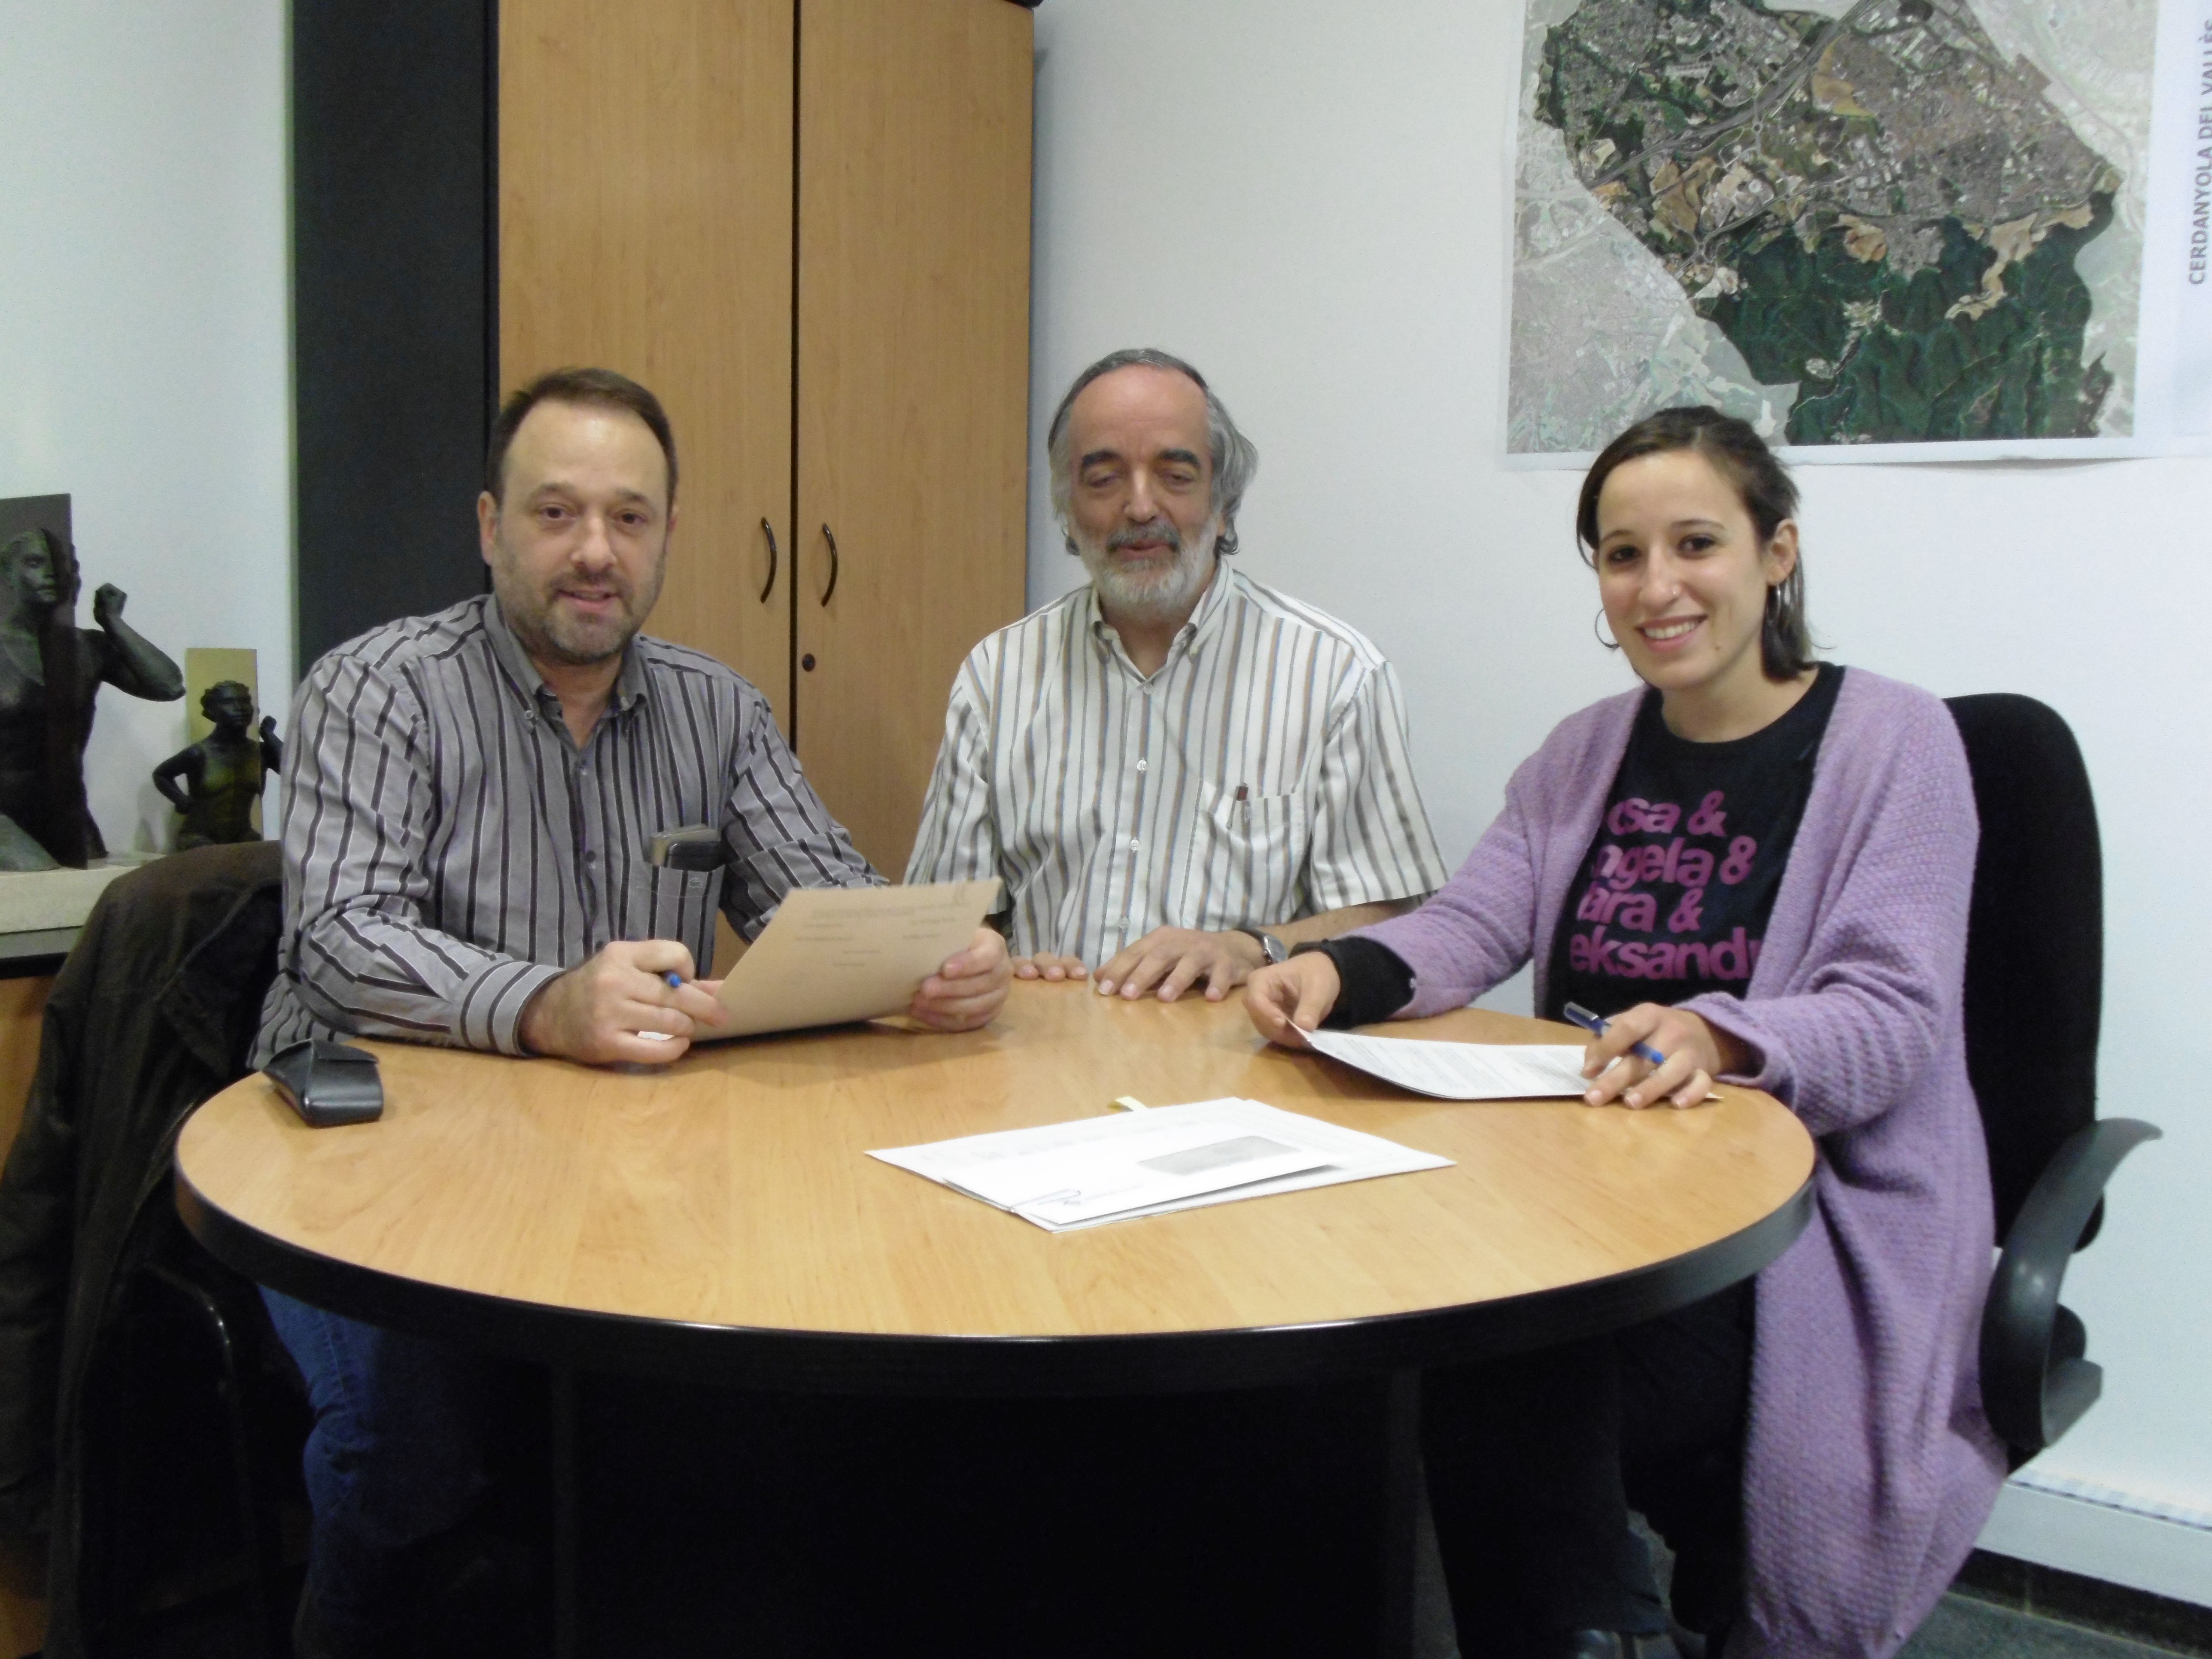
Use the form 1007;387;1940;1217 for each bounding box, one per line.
908;927;1012;1032
92;583;125;629
517;939;729;1065
1243;954;1342;1049
1012;952;1089;983
1576;1002;1747;1110
1095;927;1265;1003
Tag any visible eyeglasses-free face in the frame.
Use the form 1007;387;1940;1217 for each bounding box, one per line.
1593;448;1803;742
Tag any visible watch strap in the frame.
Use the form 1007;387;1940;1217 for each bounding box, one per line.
1234;927;1287;966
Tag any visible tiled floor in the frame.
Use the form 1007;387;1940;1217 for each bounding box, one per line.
9;1485;2201;1659
7;1572;2198;1659
1901;1595;2185;1657
1413;1590;2186;1659
1405;1494;2206;1659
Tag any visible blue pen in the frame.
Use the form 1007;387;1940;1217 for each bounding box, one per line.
1562;1001;1666;1066
624;970;693;1045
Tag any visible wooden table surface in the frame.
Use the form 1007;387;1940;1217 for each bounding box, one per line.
176;983;1815;1393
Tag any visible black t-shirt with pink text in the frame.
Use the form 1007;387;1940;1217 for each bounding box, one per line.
1544;664;1843;1023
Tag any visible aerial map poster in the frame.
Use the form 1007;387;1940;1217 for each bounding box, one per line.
1507;0;2212;462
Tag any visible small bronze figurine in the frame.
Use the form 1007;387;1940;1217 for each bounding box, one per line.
153;681;283;849
0;528;185;870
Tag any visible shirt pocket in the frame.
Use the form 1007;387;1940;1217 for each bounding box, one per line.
621;861;723;967
1189;780;1310;931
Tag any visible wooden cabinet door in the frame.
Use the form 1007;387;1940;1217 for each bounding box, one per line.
0;974;52;1172
794;0;1033;876
500;0;795;724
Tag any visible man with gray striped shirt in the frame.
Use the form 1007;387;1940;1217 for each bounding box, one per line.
258;371;1009;1070
257;368;1009;1656
908;349;1448;1001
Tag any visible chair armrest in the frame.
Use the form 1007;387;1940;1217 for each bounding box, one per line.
1981;1118;2160;1457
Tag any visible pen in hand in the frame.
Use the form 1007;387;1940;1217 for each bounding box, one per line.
1562;1001;1666;1066
634;969;690;1043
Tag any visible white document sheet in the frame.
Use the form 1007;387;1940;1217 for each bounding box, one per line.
705;878;1000;1039
871;1098;1451;1232
1300;1028;1592;1101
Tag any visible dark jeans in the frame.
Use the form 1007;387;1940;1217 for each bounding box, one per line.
1422;1281;1754;1651
259;1291;497;1650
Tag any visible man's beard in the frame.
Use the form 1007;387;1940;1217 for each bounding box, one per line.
489;543;664;669
1075;514;1219;624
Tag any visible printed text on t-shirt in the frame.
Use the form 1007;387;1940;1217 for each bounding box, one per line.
1565;791;1762;983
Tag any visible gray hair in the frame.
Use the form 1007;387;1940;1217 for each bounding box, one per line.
1045;348;1259;556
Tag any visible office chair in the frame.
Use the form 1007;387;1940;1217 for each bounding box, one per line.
1945;694;2157;1465
81;1238;303;1658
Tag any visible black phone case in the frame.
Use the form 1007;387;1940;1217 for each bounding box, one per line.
264;1039;384;1128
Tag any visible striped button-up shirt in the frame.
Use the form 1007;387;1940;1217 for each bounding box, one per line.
904;564;1447;964
253;594;878;1064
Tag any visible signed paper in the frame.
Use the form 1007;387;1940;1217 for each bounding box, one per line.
1300;1028;1591;1101
707;878;1000;1039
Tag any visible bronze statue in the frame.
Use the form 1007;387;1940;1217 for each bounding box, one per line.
153;681;282;849
0;528;186;870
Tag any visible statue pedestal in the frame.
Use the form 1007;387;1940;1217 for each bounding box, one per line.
0;855;160;965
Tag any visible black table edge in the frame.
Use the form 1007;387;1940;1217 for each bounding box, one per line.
176;1166;1814;1397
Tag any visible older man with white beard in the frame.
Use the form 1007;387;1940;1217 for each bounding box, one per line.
907;348;1448;1000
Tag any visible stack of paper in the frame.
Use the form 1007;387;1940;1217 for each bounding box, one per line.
870;1098;1450;1233
1299;1028;1592;1100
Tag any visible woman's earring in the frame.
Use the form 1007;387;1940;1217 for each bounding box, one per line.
1593;609;1621;651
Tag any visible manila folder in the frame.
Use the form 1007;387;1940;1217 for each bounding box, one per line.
708;878;1001;1039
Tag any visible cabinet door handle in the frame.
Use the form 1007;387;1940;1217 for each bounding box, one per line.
759;518;779;603
820;523;839;606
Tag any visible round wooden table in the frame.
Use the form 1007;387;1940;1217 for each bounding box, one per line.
176;981;1815;1396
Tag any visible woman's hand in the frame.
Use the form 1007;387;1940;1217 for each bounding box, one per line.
1243;953;1342;1049
1578;1002;1748;1109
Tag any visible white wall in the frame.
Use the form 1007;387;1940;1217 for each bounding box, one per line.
1030;0;2212;1599
0;2;292;857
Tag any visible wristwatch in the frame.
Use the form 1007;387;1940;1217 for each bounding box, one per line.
1233;927;1288;966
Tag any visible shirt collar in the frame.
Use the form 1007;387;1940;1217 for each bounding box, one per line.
483;595;653;718
1085;557;1237;673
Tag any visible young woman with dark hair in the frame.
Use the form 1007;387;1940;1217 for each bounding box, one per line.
1247;407;2005;1659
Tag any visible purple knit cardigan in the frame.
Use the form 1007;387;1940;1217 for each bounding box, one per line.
1358;668;2006;1659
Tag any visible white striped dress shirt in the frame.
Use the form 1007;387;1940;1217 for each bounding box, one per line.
252;594;878;1063
905;564;1448;964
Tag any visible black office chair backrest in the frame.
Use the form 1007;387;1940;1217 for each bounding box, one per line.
1945;694;2103;1241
